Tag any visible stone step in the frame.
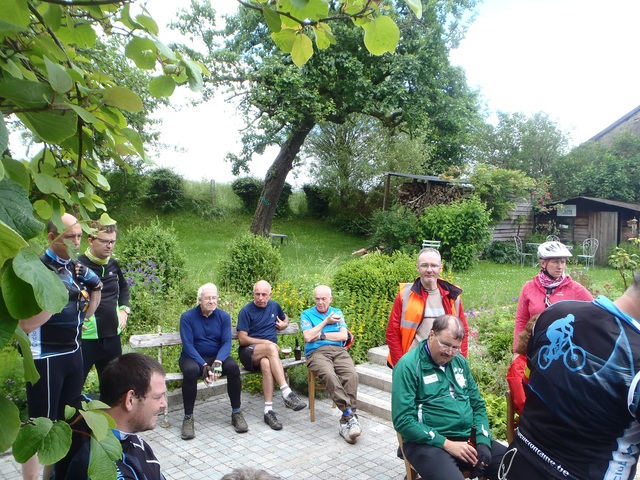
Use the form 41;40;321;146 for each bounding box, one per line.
368;345;389;366
356;383;391;422
356;362;392;393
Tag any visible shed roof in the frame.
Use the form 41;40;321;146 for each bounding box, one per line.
547;196;640;213
383;171;472;187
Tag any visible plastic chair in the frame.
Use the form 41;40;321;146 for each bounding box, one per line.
576;238;598;269
422;240;441;250
506;390;516;444
545;234;559;242
513;236;534;267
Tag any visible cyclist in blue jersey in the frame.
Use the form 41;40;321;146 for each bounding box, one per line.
19;213;102;480
501;271;640;480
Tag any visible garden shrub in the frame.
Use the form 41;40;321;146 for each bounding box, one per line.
232;177;262;213
369;205;421;252
332;291;393;364
117;220;188;333
466;305;515;441
332;251;417;303
276;182;293;218
302;184;330;217
483;240;517;264
144;168;185;212
419;196;492;271
219;233;284;293
103;169;147;218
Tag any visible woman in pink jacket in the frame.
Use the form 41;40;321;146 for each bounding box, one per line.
513;241;593;351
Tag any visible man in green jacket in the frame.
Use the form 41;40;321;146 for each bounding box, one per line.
392;314;507;480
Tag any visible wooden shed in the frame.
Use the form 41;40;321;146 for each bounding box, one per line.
537;196;640;265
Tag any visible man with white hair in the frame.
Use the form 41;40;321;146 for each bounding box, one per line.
178;283;246;440
301;285;361;444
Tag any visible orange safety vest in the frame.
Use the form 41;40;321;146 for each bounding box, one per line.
387;280;463;366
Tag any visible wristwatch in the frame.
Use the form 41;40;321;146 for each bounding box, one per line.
120;306;131;314
320;332;326;340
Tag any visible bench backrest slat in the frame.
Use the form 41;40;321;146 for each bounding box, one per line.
129;322;300;349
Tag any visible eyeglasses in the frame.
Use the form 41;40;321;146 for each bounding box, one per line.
94;237;116;246
433;333;461;353
418;263;441;270
201;296;218;302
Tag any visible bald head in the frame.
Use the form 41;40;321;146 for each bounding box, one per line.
48;213;82;260
313;285;333;313
253;280;272;308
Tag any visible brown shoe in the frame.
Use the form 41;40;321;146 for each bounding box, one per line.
232;411;248;433
181;417;195;440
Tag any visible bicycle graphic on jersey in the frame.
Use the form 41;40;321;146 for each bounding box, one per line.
538;314;586;371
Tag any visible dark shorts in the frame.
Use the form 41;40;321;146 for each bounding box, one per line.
27;350;84;420
238;345;258;372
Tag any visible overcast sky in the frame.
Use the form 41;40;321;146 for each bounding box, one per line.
147;0;640;184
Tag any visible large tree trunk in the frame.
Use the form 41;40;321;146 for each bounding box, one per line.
250;118;316;235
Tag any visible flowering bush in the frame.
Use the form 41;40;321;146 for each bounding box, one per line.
117;221;189;335
122;259;167;333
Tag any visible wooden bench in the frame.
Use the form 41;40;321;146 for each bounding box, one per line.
129;323;305;427
269;233;289;245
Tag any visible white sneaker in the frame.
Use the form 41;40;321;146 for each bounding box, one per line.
347;417;362;442
340;423;356;444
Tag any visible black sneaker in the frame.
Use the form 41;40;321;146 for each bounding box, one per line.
284;391;306;411
264;410;282;430
231;411;248;433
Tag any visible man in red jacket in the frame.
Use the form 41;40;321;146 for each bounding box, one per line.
386;248;469;368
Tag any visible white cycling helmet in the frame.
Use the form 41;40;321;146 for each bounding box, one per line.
537;241;572;259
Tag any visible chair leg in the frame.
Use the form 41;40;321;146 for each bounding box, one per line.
308;369;316;422
397;432;419;480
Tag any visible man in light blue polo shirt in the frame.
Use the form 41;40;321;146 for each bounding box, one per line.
301;285;361;444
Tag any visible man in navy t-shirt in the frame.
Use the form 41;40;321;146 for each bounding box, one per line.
237;280;306;430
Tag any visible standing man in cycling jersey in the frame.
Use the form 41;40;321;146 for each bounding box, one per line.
502;271;640;480
19;213;103;480
79;221;130;384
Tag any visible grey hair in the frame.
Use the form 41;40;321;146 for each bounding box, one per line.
197;283;217;301
417;248;441;264
314;285;332;296
220;467;281;480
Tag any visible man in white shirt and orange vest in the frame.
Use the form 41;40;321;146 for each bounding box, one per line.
386;247;469;368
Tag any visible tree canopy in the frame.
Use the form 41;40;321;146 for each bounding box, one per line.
550;131;640;203
469;111;569;178
175;0;481;234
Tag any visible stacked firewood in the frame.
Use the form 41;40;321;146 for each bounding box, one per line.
397;182;469;214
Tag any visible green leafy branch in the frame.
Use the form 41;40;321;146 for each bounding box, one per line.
236;0;422;66
0;1;206;477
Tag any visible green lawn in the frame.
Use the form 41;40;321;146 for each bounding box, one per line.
116;207;623;310
117;210;365;287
